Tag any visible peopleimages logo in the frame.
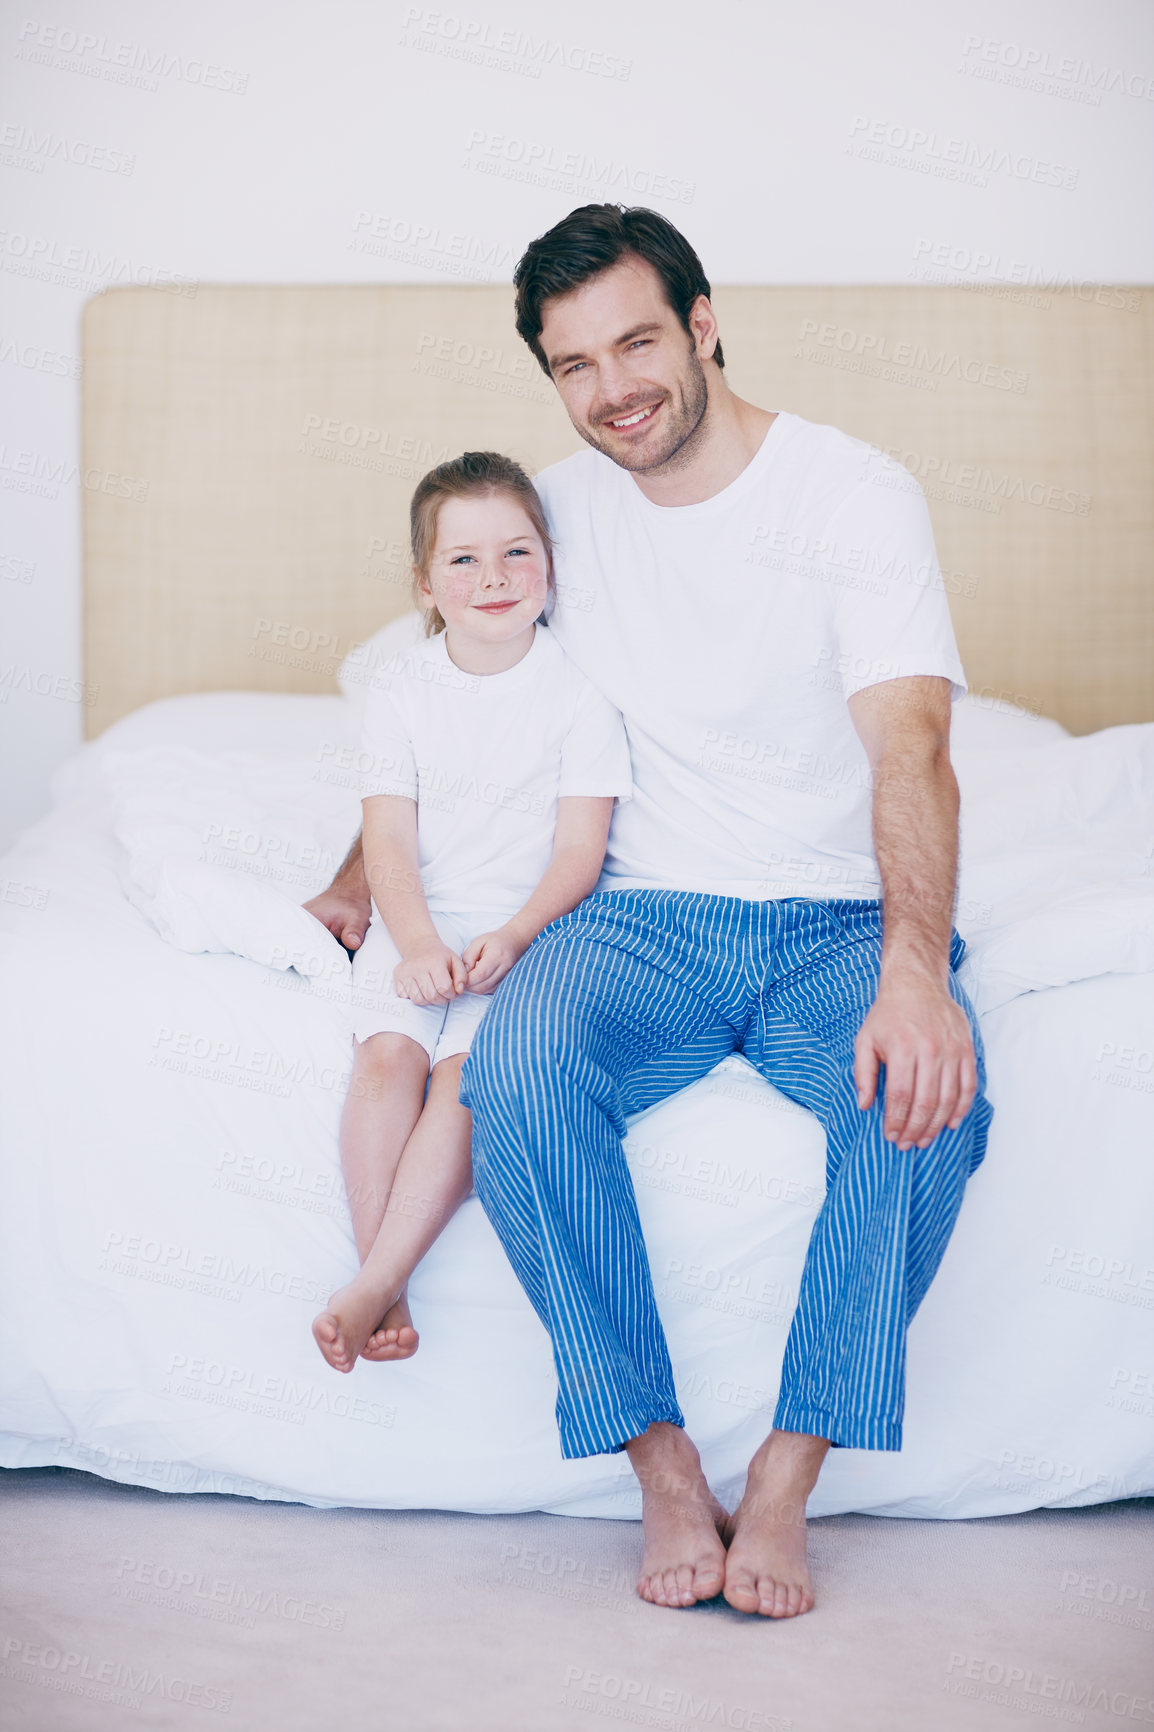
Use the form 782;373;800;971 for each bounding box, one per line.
944;1653;1154;1722
14;18;248;92
847;116;1079;190
960;35;1154;102
0;1635;233;1714
867;447;1092;517
398;6;632;80
797;320;1028;393
0;228;196;295
462;129;694;205
0;122;135;175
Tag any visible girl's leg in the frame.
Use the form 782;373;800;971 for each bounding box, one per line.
312;1031;428;1371
314;1052;475;1371
360;1051;476;1360
338;1031;430;1261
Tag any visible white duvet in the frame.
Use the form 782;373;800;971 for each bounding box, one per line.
1;680;1152;1519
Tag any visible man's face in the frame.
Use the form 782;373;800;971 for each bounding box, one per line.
538;255;713;474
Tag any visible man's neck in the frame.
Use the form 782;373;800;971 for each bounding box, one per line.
630;382;777;508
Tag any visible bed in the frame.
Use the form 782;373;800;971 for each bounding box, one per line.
1;283;1151;1520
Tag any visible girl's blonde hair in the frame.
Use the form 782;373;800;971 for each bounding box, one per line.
409;451;555;636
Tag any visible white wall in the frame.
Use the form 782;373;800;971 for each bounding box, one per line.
2;0;1152;848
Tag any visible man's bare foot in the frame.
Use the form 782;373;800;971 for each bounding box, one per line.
723;1429;830;1618
312;1277;414;1372
626;1423;729;1609
360;1292;419;1362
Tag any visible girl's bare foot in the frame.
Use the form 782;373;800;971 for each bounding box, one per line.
723;1430;829;1617
626;1423;729;1609
312;1277;413;1372
360;1292;419;1361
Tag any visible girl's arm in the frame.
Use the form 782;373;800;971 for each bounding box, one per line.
362;795;466;1005
462;796;613;993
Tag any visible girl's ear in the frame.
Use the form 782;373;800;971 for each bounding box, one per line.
415;569;434;610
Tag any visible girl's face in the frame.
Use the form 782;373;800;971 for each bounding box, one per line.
418;492;549;641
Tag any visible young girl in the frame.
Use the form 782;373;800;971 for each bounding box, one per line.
312;451;632;1373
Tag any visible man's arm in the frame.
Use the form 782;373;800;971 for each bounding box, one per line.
846;675;977;1151
303;831;373;953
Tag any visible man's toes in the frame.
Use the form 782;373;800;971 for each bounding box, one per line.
757;1577;808;1618
723;1567;760;1614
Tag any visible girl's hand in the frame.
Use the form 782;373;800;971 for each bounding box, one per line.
394;940;467;1006
461;927;529;995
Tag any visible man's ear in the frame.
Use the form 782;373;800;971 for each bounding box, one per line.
689;293;720;364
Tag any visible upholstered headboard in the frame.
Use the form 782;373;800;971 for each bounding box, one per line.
81;283;1153;736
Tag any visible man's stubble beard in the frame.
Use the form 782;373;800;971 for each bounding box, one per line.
580;346;712;477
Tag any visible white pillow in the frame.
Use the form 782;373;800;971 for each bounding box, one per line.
131;856;351;980
103;743;362;977
955;723;1154;1010
950;693;1068;752
338;611;427;724
957;883;1154;1014
53;693;357;806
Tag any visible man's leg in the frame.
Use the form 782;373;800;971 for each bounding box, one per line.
459;888;750;1606
727;898;992;1616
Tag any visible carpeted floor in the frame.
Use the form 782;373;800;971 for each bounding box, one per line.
1;1469;1151;1731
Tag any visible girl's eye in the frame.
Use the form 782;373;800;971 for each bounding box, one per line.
507;547;529;557
449;554;474;565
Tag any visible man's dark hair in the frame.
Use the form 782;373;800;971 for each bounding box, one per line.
513;203;724;377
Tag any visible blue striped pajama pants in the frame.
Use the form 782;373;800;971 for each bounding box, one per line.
458;889;992;1460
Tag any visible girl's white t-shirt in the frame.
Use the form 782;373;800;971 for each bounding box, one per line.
536;409;967;902
358;624;632;918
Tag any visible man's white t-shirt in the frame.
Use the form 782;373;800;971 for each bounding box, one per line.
536;409;967;902
358;623;632;918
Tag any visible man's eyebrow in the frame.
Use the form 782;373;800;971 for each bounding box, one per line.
548;322;663;370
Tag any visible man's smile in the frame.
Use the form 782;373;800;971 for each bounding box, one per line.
604;401;662;432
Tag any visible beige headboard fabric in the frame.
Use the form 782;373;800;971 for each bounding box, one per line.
82;284;1153;737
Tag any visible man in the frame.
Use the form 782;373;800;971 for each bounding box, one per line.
307;204;992;1618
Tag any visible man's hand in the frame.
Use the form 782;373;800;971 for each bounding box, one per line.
461;927;529;995
303;886;372;953
394;939;467;1006
854;972;977;1150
